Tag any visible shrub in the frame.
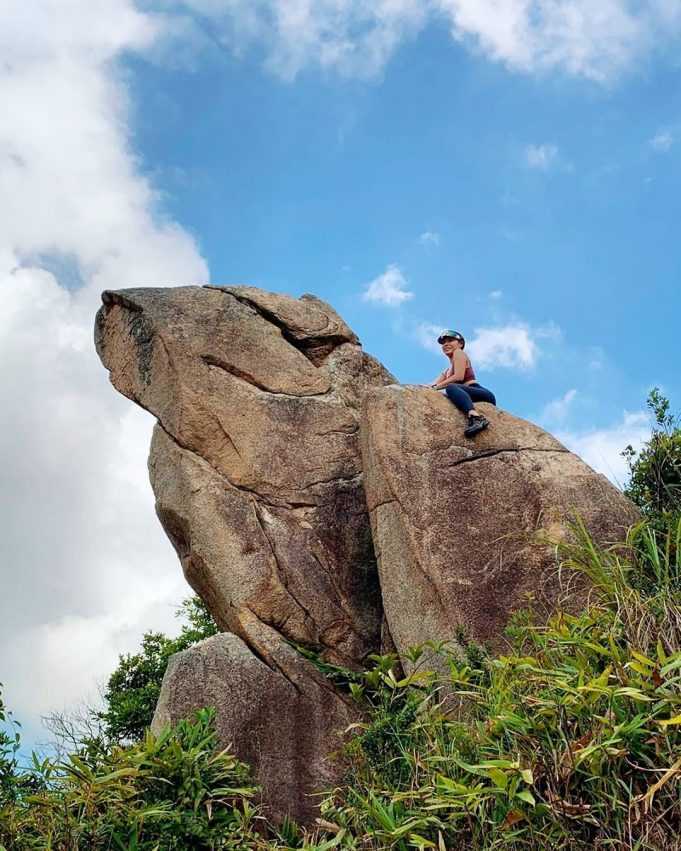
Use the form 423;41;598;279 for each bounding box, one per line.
100;596;219;744
319;514;681;850
0;708;267;851
624;388;681;522
0;684;25;811
3;519;680;849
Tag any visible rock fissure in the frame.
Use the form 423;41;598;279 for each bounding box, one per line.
155;332;176;378
228;605;303;696
442;446;570;468
251;502;368;666
366;444;452;628
214;416;243;462
368;497;398;513
251;502;320;634
155;404;362;510
317;424;360;436
301;471;362;491
201;354;330;399
154;419;321;510
236;603;358;707
211;287;352;366
155;419;263;500
306;546;373;658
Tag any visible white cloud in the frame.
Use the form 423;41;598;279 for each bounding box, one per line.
362;264;414;307
542;388;578;422
467;323;542;370
558;412;650;486
415;319;553;368
414;321;444;354
536;321;562;341
489;289;503;299
436;0;659;82
0;0;208;736
165;0;428;81
160;0;681;82
419;230;441;246
525;143;559;170
650;130;673;152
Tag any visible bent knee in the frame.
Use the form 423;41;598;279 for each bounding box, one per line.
444;385;465;399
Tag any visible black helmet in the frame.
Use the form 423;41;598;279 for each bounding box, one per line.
437;329;465;346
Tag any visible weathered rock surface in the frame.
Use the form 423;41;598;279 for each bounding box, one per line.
95;285;394;666
152;632;357;824
360;385;639;658
95;286;641;824
95;284;395;823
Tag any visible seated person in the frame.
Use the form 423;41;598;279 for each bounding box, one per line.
429;329;496;437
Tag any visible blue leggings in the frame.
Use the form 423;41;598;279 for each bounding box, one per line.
444;382;496;414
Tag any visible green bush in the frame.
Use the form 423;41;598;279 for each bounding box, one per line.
624;388;681;522
318;515;681;850
3;518;680;849
0;684;20;807
100;596;219;744
0;708;268;851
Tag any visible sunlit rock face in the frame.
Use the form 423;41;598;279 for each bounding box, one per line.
95;284;395;668
95;284;394;824
360;384;639;662
95;286;638;823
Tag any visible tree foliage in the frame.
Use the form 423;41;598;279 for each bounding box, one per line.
100;596;219;744
0;708;269;851
624;388;681;522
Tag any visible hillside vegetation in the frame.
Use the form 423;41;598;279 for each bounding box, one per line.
1;390;680;851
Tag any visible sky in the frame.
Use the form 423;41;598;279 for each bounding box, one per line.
2;0;680;751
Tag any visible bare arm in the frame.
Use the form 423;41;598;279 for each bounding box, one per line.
429;368;448;387
432;351;467;388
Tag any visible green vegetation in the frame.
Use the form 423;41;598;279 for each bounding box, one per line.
3;516;680;849
316;514;681;849
0;707;269;850
1;393;680;849
0;685;20;809
100;595;219;744
624;387;681;522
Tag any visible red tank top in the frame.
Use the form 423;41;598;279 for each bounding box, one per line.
445;353;476;384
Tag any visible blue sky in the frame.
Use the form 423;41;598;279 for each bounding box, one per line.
2;0;680;752
129;16;679;441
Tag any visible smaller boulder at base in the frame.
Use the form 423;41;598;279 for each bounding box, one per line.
360;385;639;659
152;631;359;826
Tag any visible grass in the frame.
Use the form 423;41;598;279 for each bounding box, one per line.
315;515;681;850
2;515;680;850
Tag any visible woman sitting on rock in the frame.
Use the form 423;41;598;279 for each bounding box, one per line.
429;329;496;437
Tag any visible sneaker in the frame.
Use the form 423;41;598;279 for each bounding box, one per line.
464;415;489;437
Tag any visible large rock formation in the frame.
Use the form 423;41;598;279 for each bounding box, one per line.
360;385;639;660
152;633;356;824
95;285;639;824
95;285;393;823
95;285;393;667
